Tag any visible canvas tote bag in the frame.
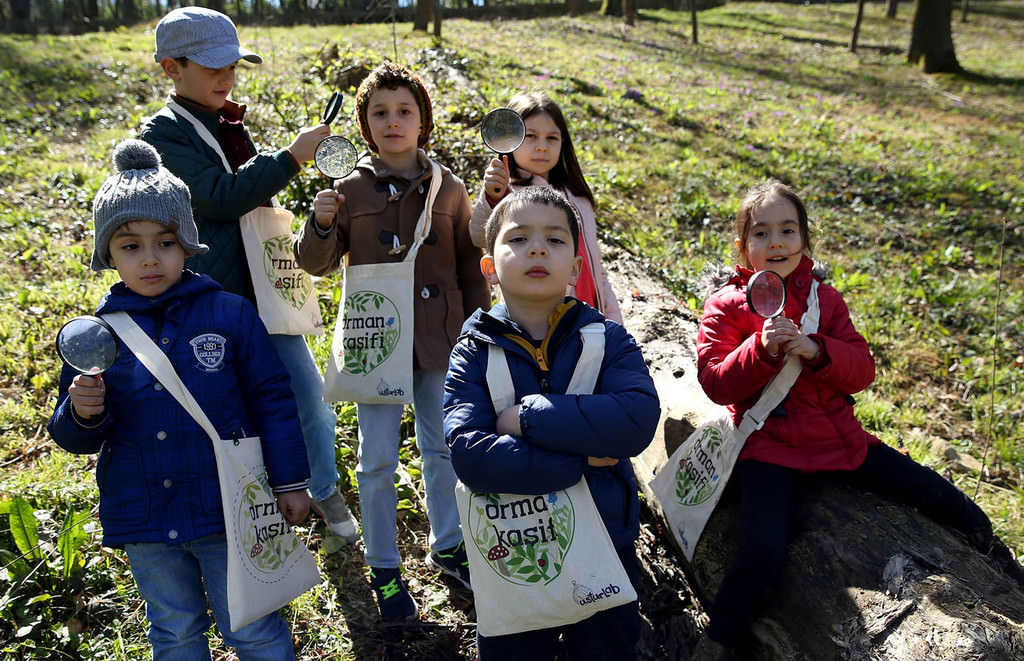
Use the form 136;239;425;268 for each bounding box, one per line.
162;101;324;336
321;160;443;405
651;280;820;561
456;322;637;637
102;311;321;633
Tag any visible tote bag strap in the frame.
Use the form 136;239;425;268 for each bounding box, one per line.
101;311;220;444
404;157;443;263
165;99;232;173
738;279;821;436
485;321;606;413
164;99;281;209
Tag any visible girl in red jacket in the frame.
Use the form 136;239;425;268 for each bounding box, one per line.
691;181;998;660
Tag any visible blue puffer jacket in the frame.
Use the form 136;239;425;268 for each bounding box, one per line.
47;272;309;548
444;299;660;549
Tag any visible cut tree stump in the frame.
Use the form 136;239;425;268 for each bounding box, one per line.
604;243;1024;661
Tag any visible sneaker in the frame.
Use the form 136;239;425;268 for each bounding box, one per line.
368;567;418;621
311;488;360;544
425;540;472;590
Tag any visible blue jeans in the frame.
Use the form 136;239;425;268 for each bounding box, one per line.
124;534;295;660
356;369;462;568
270;333;339;501
477;546;642;660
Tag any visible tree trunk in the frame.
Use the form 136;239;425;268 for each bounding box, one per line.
624;0;636;26
850;0;866;52
961;0;969;22
433;0;442;38
567;0;583;17
600;0;622;18
605;251;1024;661
908;0;962;73
689;0;698;44
887;0;899;18
413;0;430;31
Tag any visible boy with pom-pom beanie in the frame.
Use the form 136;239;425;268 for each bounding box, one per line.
48;140;311;659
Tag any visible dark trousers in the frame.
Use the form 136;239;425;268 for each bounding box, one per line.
476;545;642;661
706;443;991;647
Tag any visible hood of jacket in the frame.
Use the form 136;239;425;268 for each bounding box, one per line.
698;256;830;302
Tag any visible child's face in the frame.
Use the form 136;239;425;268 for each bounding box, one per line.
107;220;186;298
737;194;804;279
512;112;562;180
161;58;236;111
481;202;582;309
365;86;422;160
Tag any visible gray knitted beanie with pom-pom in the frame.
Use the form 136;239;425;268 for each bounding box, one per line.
90;138;208;271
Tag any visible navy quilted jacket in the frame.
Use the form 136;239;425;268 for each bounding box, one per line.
47;272;309;548
444;299;660;549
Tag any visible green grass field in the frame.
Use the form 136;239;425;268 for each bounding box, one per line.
1;3;1021;657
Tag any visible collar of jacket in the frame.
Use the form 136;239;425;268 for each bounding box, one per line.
170;94;246;123
494;299;579;373
97;270;222;314
355;148;432;182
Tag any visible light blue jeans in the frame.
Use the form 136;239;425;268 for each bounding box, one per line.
124;534;295;660
270;333;339;501
356;369;462;568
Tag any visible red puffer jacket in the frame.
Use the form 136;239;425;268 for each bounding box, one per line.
696;256;881;472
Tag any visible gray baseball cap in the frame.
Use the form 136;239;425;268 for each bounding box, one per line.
154;7;262;69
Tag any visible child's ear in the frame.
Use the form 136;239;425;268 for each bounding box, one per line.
567;254;583;287
160;57;183;80
480;254;499;286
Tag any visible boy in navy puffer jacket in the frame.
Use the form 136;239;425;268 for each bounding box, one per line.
48;140;310;660
443;187;660;660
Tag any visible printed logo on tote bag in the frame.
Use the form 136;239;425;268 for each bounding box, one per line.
335;290;401;376
464;490;576;586
262;235;314;311
236;471;303;578
674;424;728;507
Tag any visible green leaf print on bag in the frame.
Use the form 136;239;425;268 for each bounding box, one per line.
466;491;575;586
337;290;401;375
236;472;301;577
675;424;727;507
262;234;313;310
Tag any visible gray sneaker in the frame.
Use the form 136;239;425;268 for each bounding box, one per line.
311;488;360;544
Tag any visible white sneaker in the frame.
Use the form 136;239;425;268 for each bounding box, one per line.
312;488;360;544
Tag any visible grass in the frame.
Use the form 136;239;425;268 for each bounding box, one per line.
1;2;1022;658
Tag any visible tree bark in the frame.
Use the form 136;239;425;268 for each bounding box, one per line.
689;0;698;44
600;0;622;18
433;0;442;38
624;0;636;26
850;0;865;52
908;0;962;73
887;0;899;18
606;249;1024;661
414;0;431;31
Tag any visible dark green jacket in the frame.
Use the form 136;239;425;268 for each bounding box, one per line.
139;98;299;301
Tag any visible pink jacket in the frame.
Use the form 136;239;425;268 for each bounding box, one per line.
696;257;881;472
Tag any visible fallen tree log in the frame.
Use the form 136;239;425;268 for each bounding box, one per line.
604;244;1024;661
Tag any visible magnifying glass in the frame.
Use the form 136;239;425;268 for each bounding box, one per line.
481;108;526;154
314;92;358;181
56;315;119;375
747;270;787;319
480;108;526;199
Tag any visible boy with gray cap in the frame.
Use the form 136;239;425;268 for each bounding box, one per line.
139;6;361;543
48;139;311;659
